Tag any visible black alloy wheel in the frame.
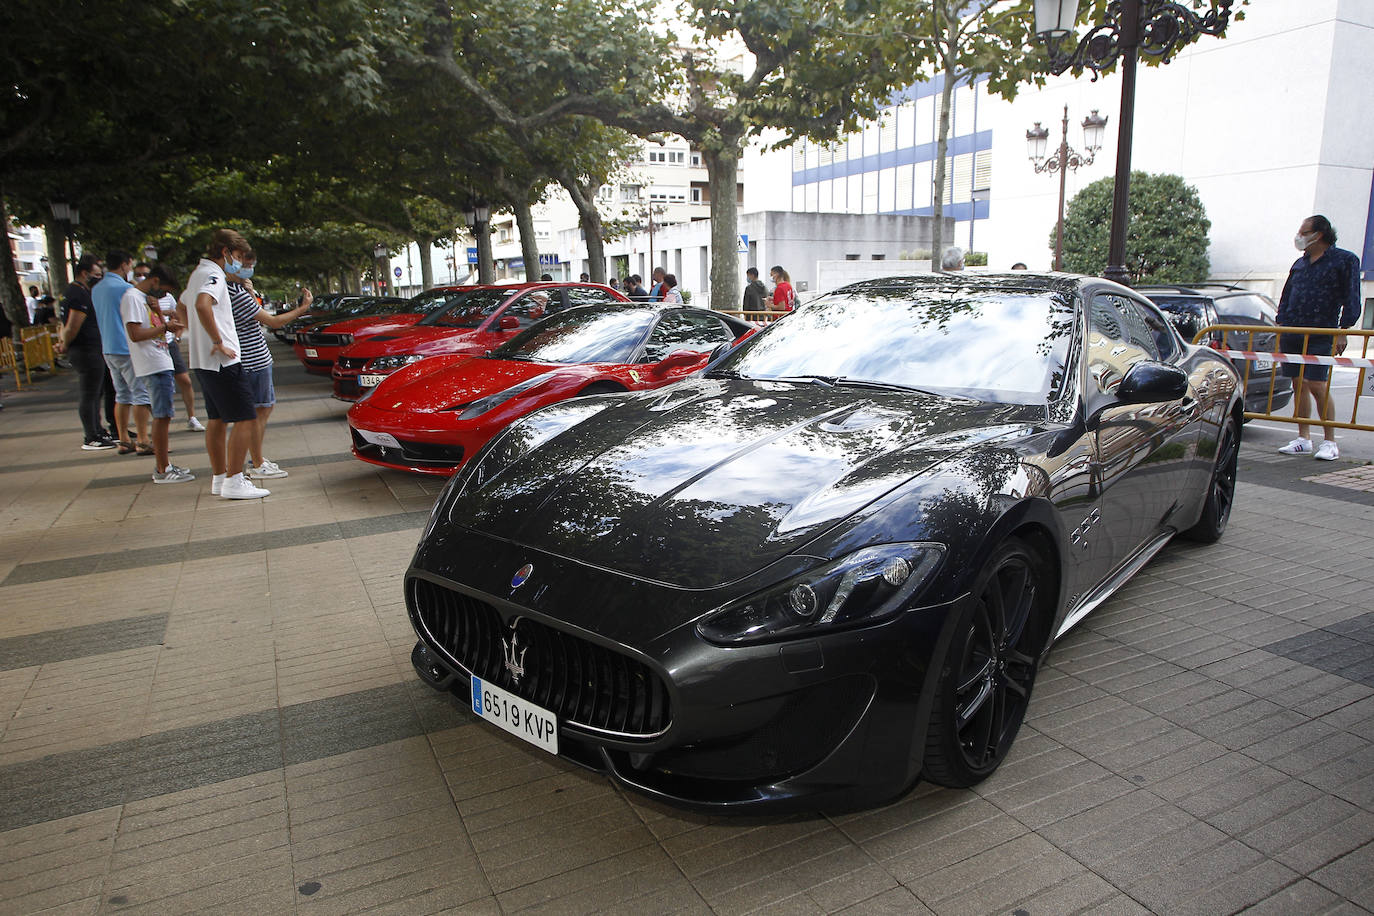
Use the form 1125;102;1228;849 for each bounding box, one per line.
1183;414;1239;543
924;537;1051;788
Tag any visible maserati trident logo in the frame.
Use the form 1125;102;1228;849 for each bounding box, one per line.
510;563;534;589
502;625;527;684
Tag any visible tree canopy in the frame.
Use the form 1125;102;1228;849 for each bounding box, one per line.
1059;172;1211;284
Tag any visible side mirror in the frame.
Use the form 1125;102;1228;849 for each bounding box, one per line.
651;349;705;377
706;342;731;364
498;315;519;331
1117;360;1189;404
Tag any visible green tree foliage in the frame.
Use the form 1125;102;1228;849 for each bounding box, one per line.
1059;172;1211;283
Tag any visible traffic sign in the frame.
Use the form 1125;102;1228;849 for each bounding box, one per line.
736;234;749;253
393;267;402;278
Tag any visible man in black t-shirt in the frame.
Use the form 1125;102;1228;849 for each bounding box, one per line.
55;255;116;450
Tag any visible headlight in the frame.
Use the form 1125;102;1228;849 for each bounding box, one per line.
367;354;424;371
696;543;945;645
453;370;561;420
454;399;611;496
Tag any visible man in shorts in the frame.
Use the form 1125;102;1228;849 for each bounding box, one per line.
121;265;194;483
92;250;152;454
1275;214;1363;460
177;229;270;500
134;262;204;432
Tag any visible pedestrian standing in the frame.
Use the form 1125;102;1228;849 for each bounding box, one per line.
25;286;41;324
940;247;966;271
648;267;666;301
227;252;312;478
92;250;153;454
135;262;204;431
1275;214;1363;460
742;267;767;312
768;266;795;312
177;229;270;499
53;255;115;450
121;264;194;483
660;274;683;304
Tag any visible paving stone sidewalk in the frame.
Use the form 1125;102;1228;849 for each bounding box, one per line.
0;353;1371;915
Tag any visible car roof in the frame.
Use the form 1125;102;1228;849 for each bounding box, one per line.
835;272;1086;299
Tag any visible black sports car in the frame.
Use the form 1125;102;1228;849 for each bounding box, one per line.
404;274;1243;812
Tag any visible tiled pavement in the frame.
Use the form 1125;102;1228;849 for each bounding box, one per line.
1;351;1372;916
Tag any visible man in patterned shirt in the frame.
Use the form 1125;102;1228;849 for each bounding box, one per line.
1275;215;1363;461
227;251;312;478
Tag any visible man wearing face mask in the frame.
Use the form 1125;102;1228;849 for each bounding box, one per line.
54;255;116;450
93;250;153;454
177;229;270;499
1275;215;1363;461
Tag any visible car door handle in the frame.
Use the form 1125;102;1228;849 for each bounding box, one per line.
1180;395;1200;416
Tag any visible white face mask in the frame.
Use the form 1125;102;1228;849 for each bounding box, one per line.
1294;232;1318;251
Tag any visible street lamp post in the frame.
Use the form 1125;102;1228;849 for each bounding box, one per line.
142;243;158;263
1033;0;1233;285
373;243;388;294
48;199;80;267
464;197;493;284
1027;105;1108;271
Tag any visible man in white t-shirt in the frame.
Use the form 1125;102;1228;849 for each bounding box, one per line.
176;229;269;500
122;264;194;484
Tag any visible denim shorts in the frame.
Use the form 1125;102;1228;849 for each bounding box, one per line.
144;370;175;419
104;353;150;406
245;366;275;409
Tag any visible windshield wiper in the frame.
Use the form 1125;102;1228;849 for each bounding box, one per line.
772;374;839;387
832;377;977;401
706;368;747;379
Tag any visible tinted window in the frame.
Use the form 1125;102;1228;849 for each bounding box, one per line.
491;306;656;364
420;289;510;328
501;292;551;329
713;283;1074;404
408;289;472;315
1219;294;1276;323
566;286;623;308
642;312;734;361
1089;292;1173;392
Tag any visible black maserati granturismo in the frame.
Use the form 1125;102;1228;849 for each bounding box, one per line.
403;273;1243;812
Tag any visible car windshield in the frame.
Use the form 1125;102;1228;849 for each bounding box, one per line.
407;288;473;315
711;282;1074;404
489;306;656;364
418;289;510;328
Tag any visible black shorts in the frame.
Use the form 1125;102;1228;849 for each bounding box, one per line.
1278;333;1332;382
195;364;258;422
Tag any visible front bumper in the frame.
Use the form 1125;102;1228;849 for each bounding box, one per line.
404;537;960;813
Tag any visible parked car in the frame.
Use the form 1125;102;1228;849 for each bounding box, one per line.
402;273;1243;812
1140;284;1293;417
272;293;371;343
331;282;630;401
290;297;412;372
348;303;754;475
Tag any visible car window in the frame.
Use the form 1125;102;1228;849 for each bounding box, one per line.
1148;296;1210;343
1089;292;1164;393
421;289;509;328
1130;296;1180;361
1219;294;1277;323
491;306;656;364
642;311;735;362
407;289;471;315
501;292;550;329
566;286;622;308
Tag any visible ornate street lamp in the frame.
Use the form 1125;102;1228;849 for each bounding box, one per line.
142;243;158;262
1034;0;1233;285
1028;105;1108;271
48;199;79;266
373;242;388;292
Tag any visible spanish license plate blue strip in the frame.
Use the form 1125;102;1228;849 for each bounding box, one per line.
471;675;559;754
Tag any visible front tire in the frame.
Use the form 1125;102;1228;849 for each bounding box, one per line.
1182;414;1239;544
923;537;1052;788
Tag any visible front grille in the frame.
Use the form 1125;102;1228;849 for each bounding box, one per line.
351;429;463;467
410;578;672;737
338;356;368;369
299;333;351;347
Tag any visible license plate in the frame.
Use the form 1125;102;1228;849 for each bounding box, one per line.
356;428;401;449
304;348;318;358
471;676;558;754
358;374;386;387
1252;358;1273;372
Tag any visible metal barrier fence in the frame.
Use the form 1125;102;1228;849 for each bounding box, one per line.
1196;324;1374;431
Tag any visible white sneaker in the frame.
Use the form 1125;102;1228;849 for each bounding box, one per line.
1314;440;1339;461
186;417;206;432
152;466;196;484
211;473;226;495
249;459;288;478
220;473;270;500
1278;437;1313;455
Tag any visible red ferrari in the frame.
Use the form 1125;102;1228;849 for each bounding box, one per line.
292;287;473;374
347;303;754;475
331;282;628;400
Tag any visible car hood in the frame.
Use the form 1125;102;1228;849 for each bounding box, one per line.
454;378;1041;589
342;325;484;358
365;359;566;413
320;312;425;336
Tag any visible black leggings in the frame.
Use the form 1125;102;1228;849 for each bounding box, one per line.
69;345;108;442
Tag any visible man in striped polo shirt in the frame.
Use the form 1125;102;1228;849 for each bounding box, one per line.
227;251;312;479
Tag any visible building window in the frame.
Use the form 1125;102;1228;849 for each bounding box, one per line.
690;187;702;203
690;151;702;167
845;254;860;260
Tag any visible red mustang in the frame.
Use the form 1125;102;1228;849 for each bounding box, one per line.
331;282;629;400
292;287;473;374
347;303;754;475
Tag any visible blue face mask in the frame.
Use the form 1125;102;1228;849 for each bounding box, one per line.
238;266;255;280
224;257;242;276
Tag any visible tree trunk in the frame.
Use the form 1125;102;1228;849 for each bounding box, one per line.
703;143;743;311
475;225;494;284
513;198;541;282
0;189;29;330
416;234;435;289
931;49;956;271
559;172;606;283
45;220;68;292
